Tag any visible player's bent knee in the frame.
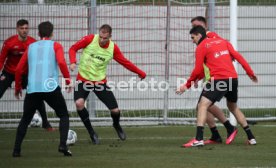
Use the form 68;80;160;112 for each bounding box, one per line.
75;99;85;109
110;108;120;113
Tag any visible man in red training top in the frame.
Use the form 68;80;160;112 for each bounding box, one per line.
182;16;238;147
176;26;258;147
189;16;257;146
0;19;53;131
69;24;146;144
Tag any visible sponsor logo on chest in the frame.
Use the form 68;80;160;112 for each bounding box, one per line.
90;53;106;62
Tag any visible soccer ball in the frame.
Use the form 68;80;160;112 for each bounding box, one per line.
66;129;77;145
30;113;42;127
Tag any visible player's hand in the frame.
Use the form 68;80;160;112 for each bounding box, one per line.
70;63;76;72
175;85;187;95
65;79;73;93
0;74;6;81
194;79;199;88
15;90;22;99
66;85;73;93
250;75;258;83
139;72;146;80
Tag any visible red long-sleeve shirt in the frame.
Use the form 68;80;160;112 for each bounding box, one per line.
15;40;71;92
185;38;255;89
194;31;224;81
69;34;146;83
0;35;36;74
206;31;221;39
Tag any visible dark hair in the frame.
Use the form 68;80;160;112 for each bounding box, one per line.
38;21;53;38
16;19;29;27
191;16;207;25
99;24;112;34
189;25;207;45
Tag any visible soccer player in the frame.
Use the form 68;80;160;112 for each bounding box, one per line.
0;19;54;131
183;16;237;147
176;26;257;147
69;24;146;144
12;21;72;157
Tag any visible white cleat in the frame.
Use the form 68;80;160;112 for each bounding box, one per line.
247;139;257;145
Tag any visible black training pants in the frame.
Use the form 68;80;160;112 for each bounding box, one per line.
13;87;69;151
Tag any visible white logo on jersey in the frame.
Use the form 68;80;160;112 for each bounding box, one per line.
214;52;220;58
214;50;229;58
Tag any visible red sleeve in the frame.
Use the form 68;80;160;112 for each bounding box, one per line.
206;31;222;39
198;70;205;80
0;40;9;71
54;42;71;85
69;34;94;64
185;45;206;89
113;44;146;78
226;42;255;77
15;50;28;92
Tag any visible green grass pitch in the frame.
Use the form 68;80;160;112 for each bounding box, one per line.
1;124;276;168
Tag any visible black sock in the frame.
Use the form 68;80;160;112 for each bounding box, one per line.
77;108;95;135
223;120;235;134
195;126;204;141
111;111;120;126
243;125;255;140
210;127;221;140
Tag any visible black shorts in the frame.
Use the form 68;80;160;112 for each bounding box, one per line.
0;70;28;98
199;78;238;104
74;82;118;110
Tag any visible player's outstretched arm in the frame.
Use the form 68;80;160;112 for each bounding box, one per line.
226;41;256;80
113;44;146;80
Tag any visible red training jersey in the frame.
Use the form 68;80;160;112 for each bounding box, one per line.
69;34;146;83
0;35;36;74
206;31;221;39
185;37;255;89
15;39;71;92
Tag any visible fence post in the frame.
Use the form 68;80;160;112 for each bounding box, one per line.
230;0;238;126
87;0;97;118
207;0;216;32
163;0;171;124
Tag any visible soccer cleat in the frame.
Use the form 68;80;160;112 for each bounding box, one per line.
58;146;72;156
12;150;21;157
191;140;204;147
204;138;222;145
90;132;100;144
113;124;126;141
43;123;56;132
246;139;257;145
226;128;238;145
45;127;56;132
182;138;197;147
182;138;204;148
